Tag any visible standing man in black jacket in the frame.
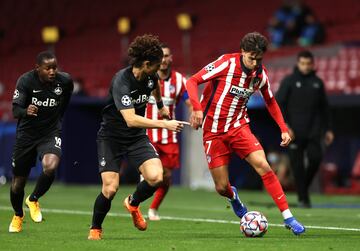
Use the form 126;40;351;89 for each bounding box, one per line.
276;50;334;208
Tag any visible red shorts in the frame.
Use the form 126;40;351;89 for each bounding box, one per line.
202;124;263;169
152;142;180;169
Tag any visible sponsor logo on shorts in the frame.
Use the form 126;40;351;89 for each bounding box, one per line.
100;158;106;167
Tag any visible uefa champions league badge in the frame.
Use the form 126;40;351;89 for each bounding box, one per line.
121;95;132;106
147;79;154;89
54;86;63;95
204;63;215;72
13;89;20;99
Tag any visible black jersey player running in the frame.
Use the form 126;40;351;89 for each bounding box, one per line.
88;34;186;240
9;51;73;233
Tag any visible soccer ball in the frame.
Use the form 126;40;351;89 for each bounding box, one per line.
240;211;268;237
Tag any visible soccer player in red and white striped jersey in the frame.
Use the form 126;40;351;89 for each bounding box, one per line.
186;32;305;235
146;44;192;220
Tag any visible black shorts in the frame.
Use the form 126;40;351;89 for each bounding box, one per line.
97;136;159;173
12;134;62;177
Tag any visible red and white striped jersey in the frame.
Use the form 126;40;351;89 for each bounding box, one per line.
146;70;187;144
186;53;287;134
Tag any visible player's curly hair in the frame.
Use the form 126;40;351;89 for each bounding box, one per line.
240;32;268;54
128;34;163;67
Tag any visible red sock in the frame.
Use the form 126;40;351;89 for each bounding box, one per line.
261;171;289;212
150;184;169;210
226;182;234;199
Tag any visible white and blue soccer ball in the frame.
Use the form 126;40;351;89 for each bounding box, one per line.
240;211;268;237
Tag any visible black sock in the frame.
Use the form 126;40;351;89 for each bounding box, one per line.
10;188;24;217
129;180;158;207
29;172;55;201
91;193;112;229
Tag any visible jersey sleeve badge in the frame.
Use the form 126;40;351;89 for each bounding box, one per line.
13;89;20;99
121;95;132;106
204;63;215;72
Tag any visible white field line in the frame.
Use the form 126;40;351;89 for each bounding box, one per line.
0;206;359;232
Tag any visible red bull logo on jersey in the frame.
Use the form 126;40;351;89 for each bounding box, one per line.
132;94;149;105
229;85;253;98
31;97;58;107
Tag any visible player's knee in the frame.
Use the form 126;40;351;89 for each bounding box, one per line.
254;160;272;174
42;161;58;174
102;185;118;199
215;184;228;197
146;174;163;187
11;177;26;193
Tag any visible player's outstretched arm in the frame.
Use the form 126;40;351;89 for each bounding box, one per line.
120;108;185;132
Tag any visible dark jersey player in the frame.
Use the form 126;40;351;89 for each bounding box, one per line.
9;51;73;233
88;34;186;240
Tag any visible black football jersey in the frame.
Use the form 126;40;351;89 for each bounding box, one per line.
98;66;158;142
12;70;73;143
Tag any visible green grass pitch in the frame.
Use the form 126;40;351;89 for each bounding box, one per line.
0;183;359;251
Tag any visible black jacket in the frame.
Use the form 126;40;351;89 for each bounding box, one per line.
276;67;332;139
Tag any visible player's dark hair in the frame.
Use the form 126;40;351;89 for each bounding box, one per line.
160;43;169;49
240;32;268;54
297;50;314;61
36;51;56;65
128;34;163;67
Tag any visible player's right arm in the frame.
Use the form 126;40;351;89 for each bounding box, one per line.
12;76;38;118
186;55;229;129
120;108;184;132
113;75;185;132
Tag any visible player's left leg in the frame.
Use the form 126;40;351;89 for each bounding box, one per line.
245;150;305;235
124;158;163;231
124;137;163;230
26;135;62;222
26;153;60;223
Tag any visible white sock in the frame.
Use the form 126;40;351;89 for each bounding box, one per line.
282;209;293;220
